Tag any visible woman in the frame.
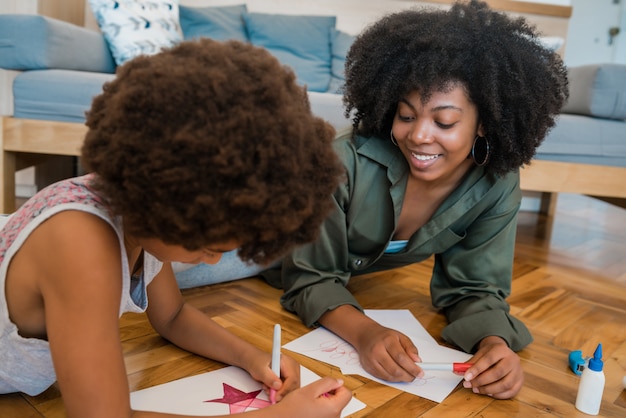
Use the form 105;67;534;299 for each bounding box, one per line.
271;0;568;399
0;39;350;417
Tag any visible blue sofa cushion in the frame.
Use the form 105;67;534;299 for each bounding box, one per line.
536;114;626;167
179;4;248;42
13;69;115;123
243;12;336;93
0;15;115;73
562;64;626;120
88;0;183;66
328;28;355;94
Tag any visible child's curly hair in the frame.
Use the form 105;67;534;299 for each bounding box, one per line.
82;39;343;265
344;0;569;176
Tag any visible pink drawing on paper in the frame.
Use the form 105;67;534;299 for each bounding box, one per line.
304;339;361;366
303;339;437;387
205;383;271;413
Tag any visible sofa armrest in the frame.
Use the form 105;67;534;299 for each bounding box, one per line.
562;63;626;120
0;15;116;73
0;69;20;116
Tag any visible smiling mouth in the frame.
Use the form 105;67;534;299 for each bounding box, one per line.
411;152;441;161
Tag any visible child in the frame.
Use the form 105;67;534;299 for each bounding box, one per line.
0;39;350;417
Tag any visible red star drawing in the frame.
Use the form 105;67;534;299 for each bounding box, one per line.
205;383;272;413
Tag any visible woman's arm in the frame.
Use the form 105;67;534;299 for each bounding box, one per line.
430;173;529;399
281;136;423;383
279;138;365;327
433;173;532;353
319;305;422;382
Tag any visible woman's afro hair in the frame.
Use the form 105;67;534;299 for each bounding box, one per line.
81;38;344;265
344;0;569;175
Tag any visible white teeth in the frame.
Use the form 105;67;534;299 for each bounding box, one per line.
412;152;439;161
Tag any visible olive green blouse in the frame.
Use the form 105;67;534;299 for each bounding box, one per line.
274;132;533;353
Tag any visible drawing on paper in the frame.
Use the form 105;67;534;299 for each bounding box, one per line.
304;339;439;387
282;310;473;403
131;365;366;416
306;339;360;366
205;383;271;413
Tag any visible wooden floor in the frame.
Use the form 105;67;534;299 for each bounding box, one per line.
1;193;625;417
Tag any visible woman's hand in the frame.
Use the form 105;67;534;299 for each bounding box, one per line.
273;377;352;418
354;322;422;382
319;305;422;383
248;352;301;403
462;336;524;399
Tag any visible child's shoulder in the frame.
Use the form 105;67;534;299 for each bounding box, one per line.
2;175;118;264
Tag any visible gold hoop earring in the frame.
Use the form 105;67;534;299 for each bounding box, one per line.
470;135;490;166
390;129;398;147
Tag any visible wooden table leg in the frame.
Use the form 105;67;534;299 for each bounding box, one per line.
1;149;17;214
1;115;17;213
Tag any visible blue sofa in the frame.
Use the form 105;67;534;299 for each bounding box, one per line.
1;9;626;215
0;9;355;212
1;7;355;123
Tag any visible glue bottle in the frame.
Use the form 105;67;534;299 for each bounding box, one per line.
575;343;605;415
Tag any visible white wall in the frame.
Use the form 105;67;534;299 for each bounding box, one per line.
0;0;37;14
610;2;626;64
509;0;626;66
515;0;570;5
564;0;626;66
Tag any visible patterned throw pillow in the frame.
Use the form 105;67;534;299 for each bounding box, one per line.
88;0;183;66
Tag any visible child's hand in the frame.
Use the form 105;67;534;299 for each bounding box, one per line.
462;336;524;399
249;352;301;403
271;353;301;402
273;377;351;418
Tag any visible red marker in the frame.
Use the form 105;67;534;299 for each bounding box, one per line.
417;362;472;373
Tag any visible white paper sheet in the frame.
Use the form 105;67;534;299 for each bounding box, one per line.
282;309;471;403
131;365;366;416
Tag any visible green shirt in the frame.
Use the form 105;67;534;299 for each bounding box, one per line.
275;132;532;353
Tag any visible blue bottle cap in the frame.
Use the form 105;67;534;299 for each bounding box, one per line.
568;350;586;375
588;343;603;372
